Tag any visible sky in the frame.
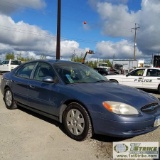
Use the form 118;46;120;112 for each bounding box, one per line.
0;0;160;62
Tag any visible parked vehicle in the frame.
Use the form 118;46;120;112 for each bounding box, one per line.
97;62;111;70
153;54;160;67
108;68;119;75
94;67;119;76
94;67;108;75
106;67;160;92
1;60;160;141
0;59;21;73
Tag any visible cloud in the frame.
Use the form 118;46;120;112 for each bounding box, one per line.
0;0;46;15
95;40;143;59
137;0;160;54
0;0;160;62
0;14;81;59
96;2;136;37
89;0;160;59
0;0;85;60
88;0;128;9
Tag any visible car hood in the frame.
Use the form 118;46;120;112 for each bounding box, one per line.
68;82;158;109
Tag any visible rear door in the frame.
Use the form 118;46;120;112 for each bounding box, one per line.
12;62;37;106
10;60;20;70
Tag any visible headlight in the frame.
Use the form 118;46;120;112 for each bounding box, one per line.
102;101;139;115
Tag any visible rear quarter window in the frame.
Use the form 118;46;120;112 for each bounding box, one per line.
15;62;37;79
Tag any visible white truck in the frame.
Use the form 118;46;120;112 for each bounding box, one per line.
0;59;21;73
112;59;145;72
97;62;110;69
106;67;160;93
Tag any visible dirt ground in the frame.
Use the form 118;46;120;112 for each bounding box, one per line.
0;78;160;160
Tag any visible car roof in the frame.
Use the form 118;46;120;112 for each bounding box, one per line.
135;67;160;70
25;59;80;65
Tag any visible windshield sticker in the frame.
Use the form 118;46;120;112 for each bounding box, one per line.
65;74;74;83
134;79;152;82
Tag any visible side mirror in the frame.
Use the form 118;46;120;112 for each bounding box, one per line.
42;76;55;83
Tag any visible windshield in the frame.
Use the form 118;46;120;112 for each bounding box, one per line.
2;61;9;64
54;62;107;84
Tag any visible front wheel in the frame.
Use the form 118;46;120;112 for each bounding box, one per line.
63;102;92;141
4;88;17;109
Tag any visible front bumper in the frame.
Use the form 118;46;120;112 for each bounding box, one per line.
91;111;160;137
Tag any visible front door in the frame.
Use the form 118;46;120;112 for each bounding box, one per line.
122;69;145;88
0;60;10;71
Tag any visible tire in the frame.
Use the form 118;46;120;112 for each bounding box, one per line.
110;79;118;83
4;88;17;109
63;102;92;141
158;85;160;94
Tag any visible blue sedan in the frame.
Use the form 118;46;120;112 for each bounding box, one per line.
1;60;160;141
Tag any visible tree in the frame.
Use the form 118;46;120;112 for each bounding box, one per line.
5;53;15;60
70;54;112;68
105;59;112;67
71;54;83;63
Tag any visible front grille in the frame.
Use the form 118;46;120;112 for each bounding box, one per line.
141;103;159;112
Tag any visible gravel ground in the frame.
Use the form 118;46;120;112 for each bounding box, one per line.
0;95;99;160
0;77;160;160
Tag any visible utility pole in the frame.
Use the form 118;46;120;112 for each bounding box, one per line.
56;0;61;60
132;23;140;60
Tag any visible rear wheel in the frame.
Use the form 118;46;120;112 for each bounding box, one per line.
4;88;17;109
63;102;92;141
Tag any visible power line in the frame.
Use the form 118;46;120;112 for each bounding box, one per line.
0;22;141;46
0;25;56;39
0;24;138;47
0;24;101;44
